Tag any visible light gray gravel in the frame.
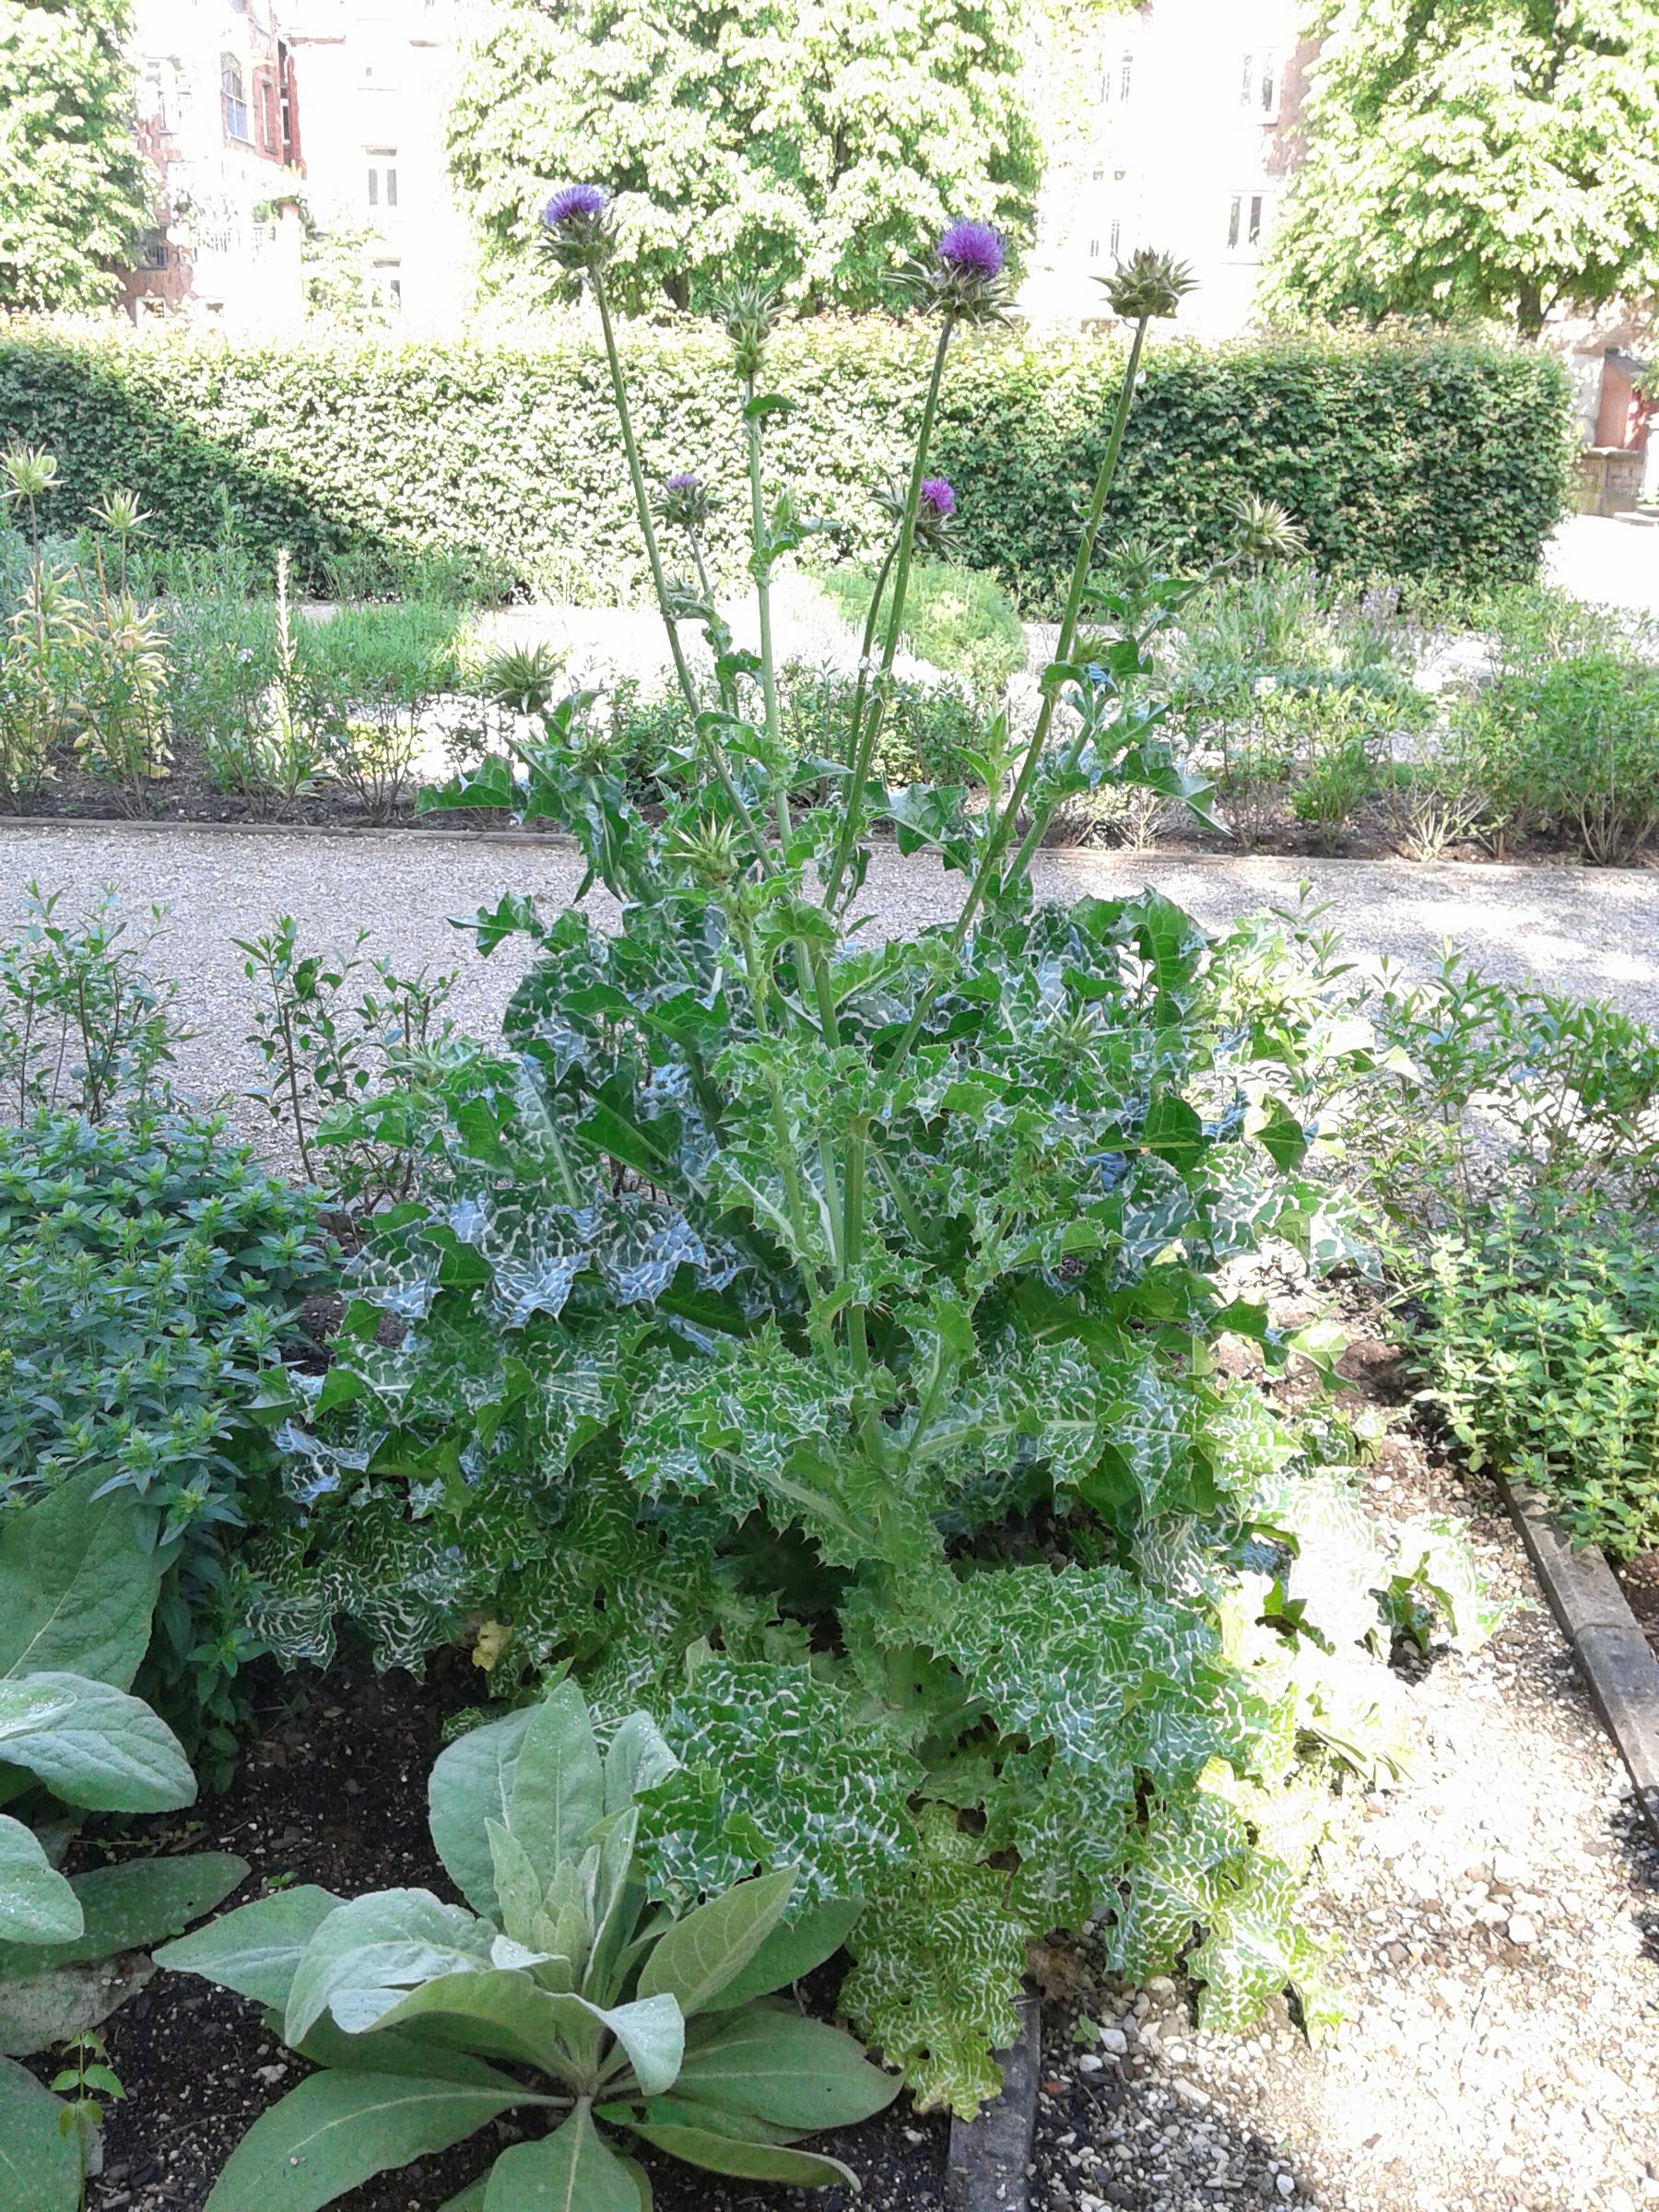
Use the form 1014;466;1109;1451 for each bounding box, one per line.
3;824;1657;1153
3;827;1659;1150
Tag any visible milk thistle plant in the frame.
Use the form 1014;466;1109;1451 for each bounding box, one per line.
257;193;1447;2124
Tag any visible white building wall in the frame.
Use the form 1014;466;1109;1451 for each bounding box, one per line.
1020;0;1308;340
281;0;475;331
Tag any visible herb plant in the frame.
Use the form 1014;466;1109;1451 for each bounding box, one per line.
250;207;1441;2110
159;1680;895;2208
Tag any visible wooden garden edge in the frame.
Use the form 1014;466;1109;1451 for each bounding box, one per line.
947;1991;1041;2212
1498;1473;1659;1846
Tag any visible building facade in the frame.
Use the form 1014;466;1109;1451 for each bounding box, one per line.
278;0;473;331
1019;0;1312;339
123;0;304;329
120;0;472;334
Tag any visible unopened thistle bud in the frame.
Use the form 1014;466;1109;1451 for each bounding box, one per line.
1230;492;1307;564
669;815;746;888
653;470;718;531
1098;248;1195;323
539;182;614;272
716;280;782;380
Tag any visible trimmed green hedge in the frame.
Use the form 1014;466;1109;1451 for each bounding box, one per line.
0;321;1571;608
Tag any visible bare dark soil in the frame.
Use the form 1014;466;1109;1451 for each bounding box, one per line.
73;1664;946;2212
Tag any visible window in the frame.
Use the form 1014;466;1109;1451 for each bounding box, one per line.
366;149;398;209
1241;49;1280;118
221;54;249;142
1109;218;1121;258
1088;239;1100;261
371;260;404;310
137;229;169;271
1226;193;1265;252
1119;49;1133;102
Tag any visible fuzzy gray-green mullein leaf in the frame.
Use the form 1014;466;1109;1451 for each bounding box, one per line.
283;1889;498;2044
0;1817;79;1947
635;1865;794;2018
0;1675;195;1814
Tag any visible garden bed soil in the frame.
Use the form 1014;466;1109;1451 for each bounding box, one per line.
72;1661;948;2212
1618;1550;1659;1657
8;759;1651;869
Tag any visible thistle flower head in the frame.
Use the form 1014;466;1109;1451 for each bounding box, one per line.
1098;248;1196;323
539;182;614;271
877;472;959;555
891;217;1013;322
935;219;1005;282
653;470;718;531
714;280;782;380
1230;492;1307;565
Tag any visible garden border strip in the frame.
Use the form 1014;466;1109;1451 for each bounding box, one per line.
0;813;578;849
1498;1474;1659;1845
946;1991;1041;2212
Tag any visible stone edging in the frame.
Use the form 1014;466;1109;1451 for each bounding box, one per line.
1499;1474;1659;1845
947;1992;1041;2212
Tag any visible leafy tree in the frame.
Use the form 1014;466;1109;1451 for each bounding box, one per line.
0;0;150;312
1266;0;1659;335
447;0;1041;313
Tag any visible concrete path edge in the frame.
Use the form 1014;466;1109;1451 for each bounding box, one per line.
946;1992;1041;2212
1498;1473;1659;1845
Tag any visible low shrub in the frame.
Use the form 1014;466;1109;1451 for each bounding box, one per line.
1423;1197;1659;1559
1453;651;1659;864
0;1108;332;1773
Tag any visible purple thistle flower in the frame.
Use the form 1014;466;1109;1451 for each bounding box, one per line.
665;470;700;492
919;477;957;518
542;182;606;228
935;219;1005;281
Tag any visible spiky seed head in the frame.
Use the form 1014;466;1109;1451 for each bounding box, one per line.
1230;492;1306;564
1;445;59;504
714;281;782;380
1097;248;1196;323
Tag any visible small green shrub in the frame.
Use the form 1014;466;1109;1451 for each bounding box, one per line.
818;560;1027;694
1454;651;1659;863
0;883;182;1122
0;1108;332;1769
1424;1198;1659;1559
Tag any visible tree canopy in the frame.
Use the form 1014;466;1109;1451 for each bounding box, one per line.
1266;0;1659;335
0;0;149;312
447;0;1041;314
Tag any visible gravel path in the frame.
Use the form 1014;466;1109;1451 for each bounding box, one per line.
6;819;1659;2208
3;825;1655;1154
1032;1367;1659;2212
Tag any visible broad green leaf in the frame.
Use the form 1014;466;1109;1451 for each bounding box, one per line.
701;1896;862;2013
437;2182;491;2212
0;2053;79;2212
204;2067;529;2212
1;1851;245;1979
371;1967;564;2071
625;2119;856;2187
0;1674;194;1812
1140;1096;1204;1170
602;1713;677;1817
485;2103;640;2211
677;2009;898;2129
508;1682;604;1888
0;1474;159;1691
0;1816;80;1947
635;1867;794;2018
547;1991;682;2099
285;1889;496;2044
0;1957;152;2057
486;1819;548;1950
155;1883;341;2008
429;1708;535;1920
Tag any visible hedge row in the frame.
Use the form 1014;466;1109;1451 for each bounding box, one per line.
0;320;1573;607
